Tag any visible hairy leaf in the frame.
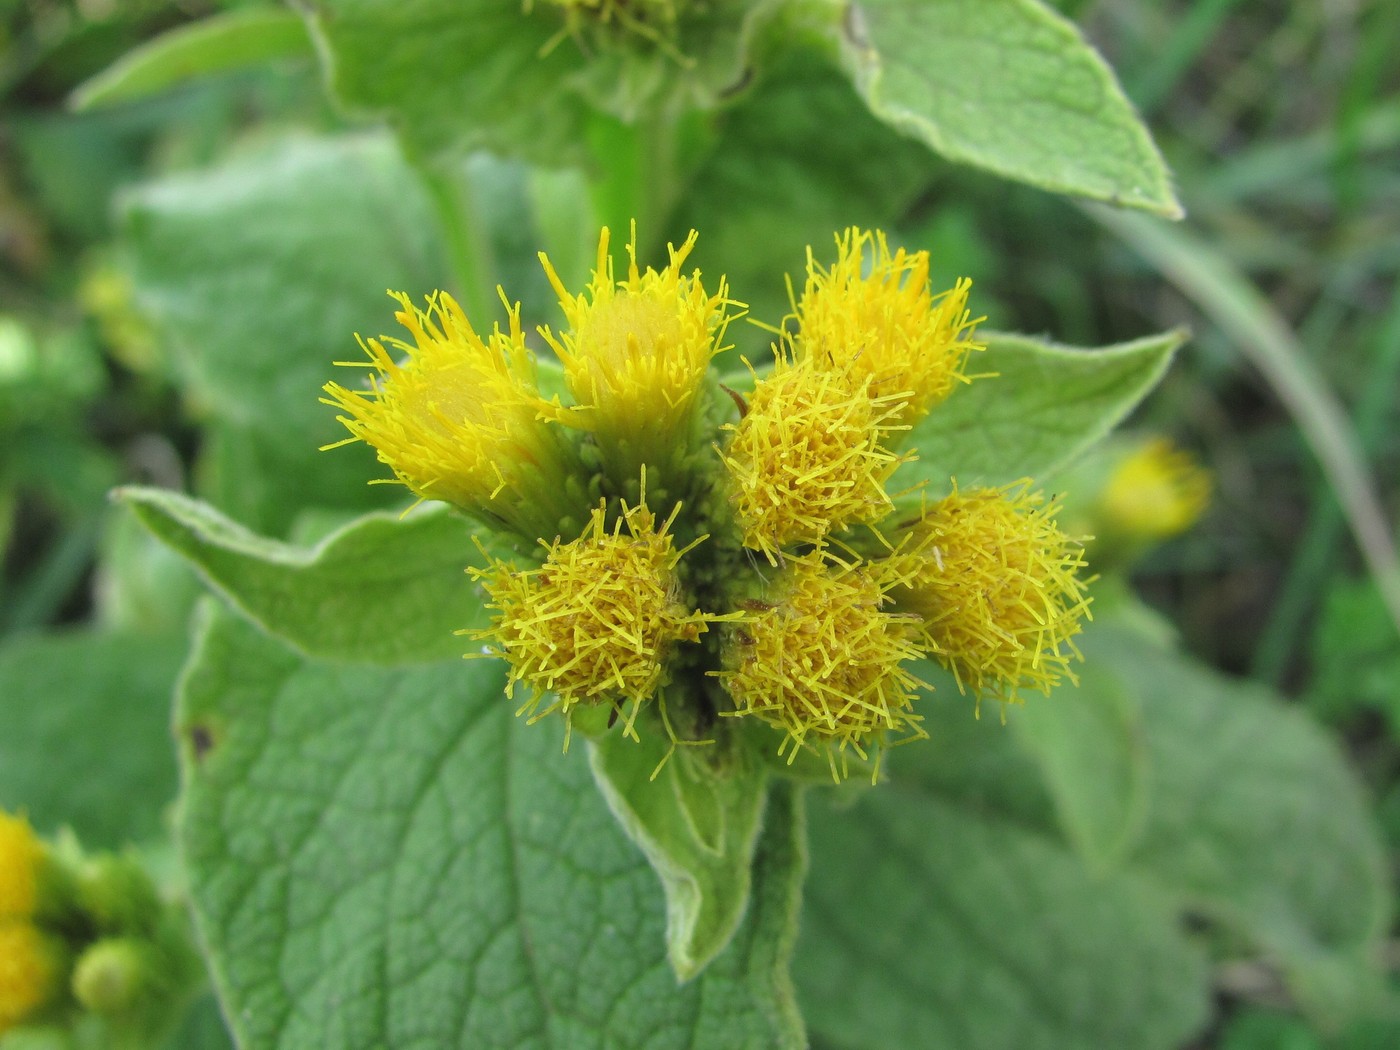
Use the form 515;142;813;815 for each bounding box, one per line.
177;604;806;1049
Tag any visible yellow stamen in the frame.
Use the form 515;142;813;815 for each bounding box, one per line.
900;482;1092;704
796;227;983;424
718;352;907;561
718;549;929;778
323;291;582;539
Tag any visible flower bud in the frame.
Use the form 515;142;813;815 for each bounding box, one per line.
719;550;928;777
71;937;164;1017
539;225;736;492
795;227;983;425
323;291;587;540
719;355;906;561
471;489;718;737
899;483;1092;704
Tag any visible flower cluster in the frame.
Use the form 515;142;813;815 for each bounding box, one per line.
326;226;1093;779
0;810;200;1039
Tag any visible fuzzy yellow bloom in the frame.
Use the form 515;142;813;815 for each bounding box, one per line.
719;353;908;561
796;227;982;424
470;492;717;734
323;291;583;540
0;922;63;1033
539;227;735;491
1098;438;1211;541
0;812;41;921
900;483;1091;702
719;550;928;773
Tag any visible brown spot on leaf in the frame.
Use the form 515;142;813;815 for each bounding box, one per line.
189;724;215;763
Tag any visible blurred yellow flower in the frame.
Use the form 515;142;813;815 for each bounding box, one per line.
900;483;1092;704
0;922;63;1034
1098;438;1211;542
0;812;40;921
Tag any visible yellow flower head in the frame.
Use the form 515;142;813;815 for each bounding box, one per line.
539;226;735;487
718;353;908;562
1098;438;1211;542
0;922;64;1034
900;482;1092;703
719;550;928;775
470;490;716;735
796;227;983;424
323;291;582;540
0;812;41;921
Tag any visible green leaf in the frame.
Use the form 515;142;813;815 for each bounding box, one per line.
841;0;1182;216
177;603;806;1049
0;629;185;847
71;9;313;111
119;487;492;666
589;726;768;980
120;133;449;534
796;784;1209;1050
1307;576;1400;728
1011;658;1150;870
674;54;934;349
898;329;1182;490
298;0;765;166
892;675;1060;834
1092;624;1394;1028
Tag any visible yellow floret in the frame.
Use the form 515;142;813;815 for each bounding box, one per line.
539;226;736;488
469;490;716;737
0;922;63;1033
323;291;581;540
1098;438;1211;541
0;812;41;921
718;353;908;561
796;227;983;424
718;550;929;778
900;482;1092;704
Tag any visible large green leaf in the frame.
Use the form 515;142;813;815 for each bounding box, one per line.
177;603;806;1049
71;9;313;111
898;329;1182;490
840;0;1181;216
796;784;1209;1050
1011;658;1149;871
120;488;493;666
120;133;448;534
1091;625;1393;1028
0;629;185;847
589;726;768;980
297;0;765;166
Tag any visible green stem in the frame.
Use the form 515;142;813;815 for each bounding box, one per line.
0;512;102;635
585;109;687;252
412;155;496;323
